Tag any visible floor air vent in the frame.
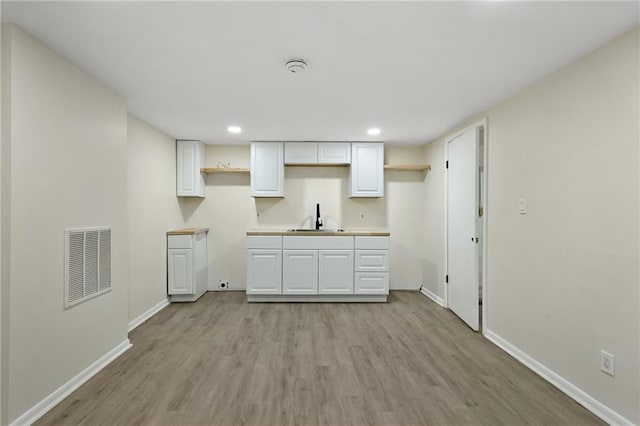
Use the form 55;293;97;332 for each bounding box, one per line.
65;227;112;309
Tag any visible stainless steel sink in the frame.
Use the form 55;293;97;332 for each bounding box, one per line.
287;228;345;232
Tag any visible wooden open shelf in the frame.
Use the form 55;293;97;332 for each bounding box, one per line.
201;167;250;174
384;164;431;172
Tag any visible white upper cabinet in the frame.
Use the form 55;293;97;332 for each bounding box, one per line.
284;142;351;165
251;142;284;197
177;140;205;197
318;143;351;164
284;142;318;164
350;143;384;197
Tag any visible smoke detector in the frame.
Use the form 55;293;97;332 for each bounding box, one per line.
285;58;308;74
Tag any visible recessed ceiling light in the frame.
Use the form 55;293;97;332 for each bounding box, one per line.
367;128;381;136
227;126;242;134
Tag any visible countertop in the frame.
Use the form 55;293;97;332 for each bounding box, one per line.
246;230;390;237
167;228;210;235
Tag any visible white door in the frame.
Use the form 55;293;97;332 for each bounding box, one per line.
447;127;480;331
168;249;193;294
246;249;282;294
318;250;354;294
283;250;318;295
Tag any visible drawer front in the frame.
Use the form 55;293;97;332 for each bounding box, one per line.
354;272;389;295
355;236;389;250
283;236;354;250
168;235;193;249
247;236;283;249
355;250;389;272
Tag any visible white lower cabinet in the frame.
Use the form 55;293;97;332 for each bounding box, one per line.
319;250;354;294
247;236;283;295
247;250;282;295
167;230;208;302
283;250;318;294
354;236;389;295
246;234;388;301
168;248;193;294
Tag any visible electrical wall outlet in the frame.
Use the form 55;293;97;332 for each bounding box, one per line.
600;351;615;376
218;280;229;291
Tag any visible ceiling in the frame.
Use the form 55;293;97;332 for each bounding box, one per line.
2;1;638;146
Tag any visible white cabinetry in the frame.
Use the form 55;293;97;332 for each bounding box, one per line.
319;250;354;294
167;230;208;302
318;143;351;164
284;142;318;164
251;142;284;197
283;250;318;294
284;142;351;165
246;234;387;301
247;236;282;294
350;143;384;197
177;140;205;197
354;236;389;294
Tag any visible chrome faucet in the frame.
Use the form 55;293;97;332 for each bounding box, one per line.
315;203;323;230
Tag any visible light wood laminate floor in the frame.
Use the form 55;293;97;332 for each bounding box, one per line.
37;291;603;425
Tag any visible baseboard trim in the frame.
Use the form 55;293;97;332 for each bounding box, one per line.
419;286;445;308
484;329;634;426
128;298;169;332
10;339;132;426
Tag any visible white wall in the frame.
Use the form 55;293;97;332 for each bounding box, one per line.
177;145;426;291
423;28;639;423
0;24;10;426
127;114;184;324
422;140;445;299
1;25;129;423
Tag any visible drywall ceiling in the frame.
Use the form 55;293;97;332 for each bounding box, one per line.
2;1;638;145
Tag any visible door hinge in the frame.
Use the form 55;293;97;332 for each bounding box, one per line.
445;274;449;283
445;160;449;169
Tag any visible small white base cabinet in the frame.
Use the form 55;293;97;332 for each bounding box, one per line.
246;232;389;302
167;228;208;302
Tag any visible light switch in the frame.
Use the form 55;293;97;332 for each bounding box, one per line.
519;198;527;215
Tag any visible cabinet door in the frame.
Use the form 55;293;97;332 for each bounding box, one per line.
318;143;351;164
168;248;193;294
251;142;284;197
247;249;282;295
284;142;318;164
354;272;389;295
282;250;318;295
318;250;354;294
350;143;384;197
177;140;205;197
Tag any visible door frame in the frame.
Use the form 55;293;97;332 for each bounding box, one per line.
444;118;488;334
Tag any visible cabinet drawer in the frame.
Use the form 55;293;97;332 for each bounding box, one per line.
247;236;283;249
355;236;389;250
355;250;389;271
355;272;389;295
283;236;354;250
168;235;192;249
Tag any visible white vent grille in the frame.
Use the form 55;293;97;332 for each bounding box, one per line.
65;227;112;309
